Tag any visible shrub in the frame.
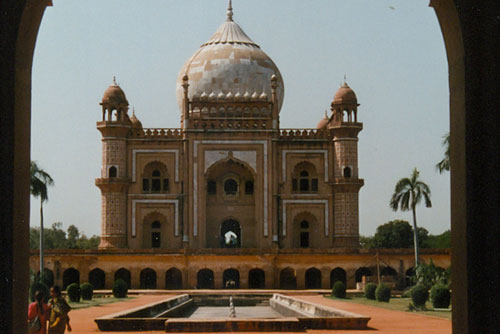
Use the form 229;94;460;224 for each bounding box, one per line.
66;283;81;302
332;281;346;298
30;281;49;302
430;284;451;309
364;283;377;300
375;284;391;302
411;284;429;309
113;279;128;298
80;282;94;300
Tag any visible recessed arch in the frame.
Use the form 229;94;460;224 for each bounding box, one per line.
248;268;265;289
89;268;105;290
279;267;297;289
197;269;214;289
330;267;347;287
355;267;372;283
305;267;322;289
223;268;240;289
62;268;79;290
115;268;131;289
140;268;157;289
165;268;182;290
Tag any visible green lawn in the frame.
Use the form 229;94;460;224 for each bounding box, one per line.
325;295;452;320
68;296;134;309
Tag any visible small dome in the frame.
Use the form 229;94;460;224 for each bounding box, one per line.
130;110;142;129
333;82;357;105
102;78;128;106
317;112;329;129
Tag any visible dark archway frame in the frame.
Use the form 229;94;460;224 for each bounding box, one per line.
2;1;499;333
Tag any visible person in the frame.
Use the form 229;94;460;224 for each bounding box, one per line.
48;286;72;334
28;290;50;334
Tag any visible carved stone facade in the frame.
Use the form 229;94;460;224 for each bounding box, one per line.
96;6;364;253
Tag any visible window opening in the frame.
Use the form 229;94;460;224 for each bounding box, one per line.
151;221;161;229
109;166;117;178
224;179;238;195
245;181;254;195
207;180;216;195
343;167;352;178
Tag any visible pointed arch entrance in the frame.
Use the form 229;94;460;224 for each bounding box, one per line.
220;219;241;248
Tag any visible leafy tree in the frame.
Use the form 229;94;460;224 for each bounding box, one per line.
29;223;100;250
359;235;375;249
372;220;429;249
436;133;450;173
30;161;54;274
390;168;432;266
422;230;451;249
413;259;450;289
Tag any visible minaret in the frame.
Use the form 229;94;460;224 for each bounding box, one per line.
95;78;131;249
329;80;364;248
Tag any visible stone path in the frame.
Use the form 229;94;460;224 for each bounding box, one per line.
67;293;451;334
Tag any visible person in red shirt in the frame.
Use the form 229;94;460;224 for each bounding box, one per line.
28;290;50;334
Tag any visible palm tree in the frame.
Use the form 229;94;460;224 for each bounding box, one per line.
390;168;432;266
30;161;54;276
436;133;450;173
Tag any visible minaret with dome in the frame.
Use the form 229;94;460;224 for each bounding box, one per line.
92;1;365;288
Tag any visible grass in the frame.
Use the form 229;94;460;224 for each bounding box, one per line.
325;295;452;320
67;295;135;309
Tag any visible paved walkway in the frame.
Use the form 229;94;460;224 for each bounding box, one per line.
67;293;451;334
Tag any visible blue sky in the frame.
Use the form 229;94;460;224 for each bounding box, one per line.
30;0;450;238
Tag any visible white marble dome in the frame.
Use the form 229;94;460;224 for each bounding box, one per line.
176;7;285;113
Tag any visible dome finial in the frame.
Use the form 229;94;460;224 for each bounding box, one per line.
113;76;117;86
227;0;233;21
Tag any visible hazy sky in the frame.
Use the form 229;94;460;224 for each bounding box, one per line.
30;0;450;238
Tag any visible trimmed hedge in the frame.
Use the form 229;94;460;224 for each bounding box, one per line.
80;282;94;301
30;281;49;303
430;284;451;309
113;279;128;298
364;283;377;300
375;284;391;302
411;284;429;308
332;281;346;298
66;283;81;302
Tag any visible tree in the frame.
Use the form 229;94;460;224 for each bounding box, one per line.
30;161;54;275
371;220;429;249
390;168;432;266
436;133;450;173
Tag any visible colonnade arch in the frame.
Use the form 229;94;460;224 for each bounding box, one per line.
62;268;79;289
88;268;105;290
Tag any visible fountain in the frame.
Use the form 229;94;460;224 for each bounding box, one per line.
95;293;370;332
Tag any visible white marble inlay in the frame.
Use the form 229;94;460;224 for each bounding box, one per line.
193;140;268;236
131;199;179;237
282;199;329;237
132;149;179;182
282;150;329;182
204;150;257;173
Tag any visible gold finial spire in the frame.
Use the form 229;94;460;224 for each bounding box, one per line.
227;0;233;21
113;76;117;85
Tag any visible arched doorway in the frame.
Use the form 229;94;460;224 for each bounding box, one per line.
89;268;105;290
197;269;214;289
355;267;372;283
223;269;240;289
280;267;297;289
140;268;157;289
62;268;79;289
36;268;54;287
305;268;322;289
165;268;182;289
330;267;347;287
115;268;131;289
248;269;265;289
220;219;241;248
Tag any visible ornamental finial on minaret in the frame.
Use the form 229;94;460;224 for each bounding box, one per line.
227;0;233;21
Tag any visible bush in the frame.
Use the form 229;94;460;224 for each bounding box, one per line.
332;281;346;298
80;282;94;300
430;284;451;309
66;283;81;302
113;279;128;298
364;283;377;300
30;281;49;303
411;284;429;309
375;284;391;302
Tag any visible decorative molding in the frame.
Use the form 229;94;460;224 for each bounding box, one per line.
282;150;329;182
204;150;257;173
132;149;179;183
193;140;268;236
282;199;329;237
131;199;179;237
